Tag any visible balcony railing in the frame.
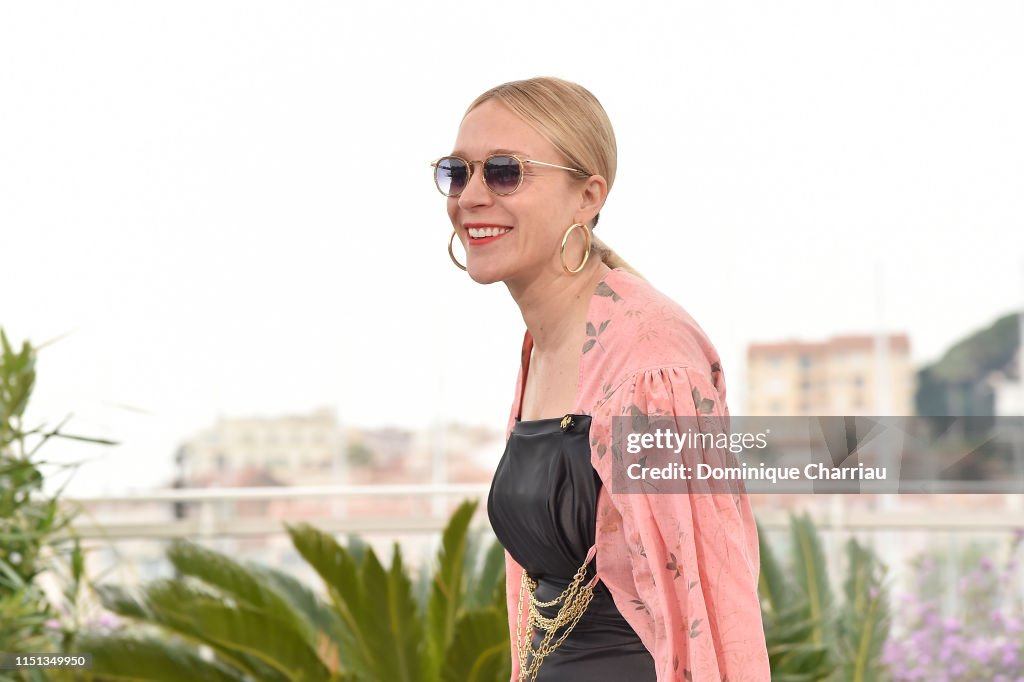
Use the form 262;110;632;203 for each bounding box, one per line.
65;483;1024;538
62;484;1024;618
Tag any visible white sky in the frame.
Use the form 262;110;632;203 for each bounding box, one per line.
2;1;1022;496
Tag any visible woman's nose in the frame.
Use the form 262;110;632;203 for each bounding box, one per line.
458;163;491;208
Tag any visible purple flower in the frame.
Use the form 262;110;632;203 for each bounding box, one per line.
911;630;931;648
90;612;121;630
966;639;992;661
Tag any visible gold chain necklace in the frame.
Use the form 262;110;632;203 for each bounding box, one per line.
515;553;598;681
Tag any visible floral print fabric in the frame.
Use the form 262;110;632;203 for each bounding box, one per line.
501;267;770;681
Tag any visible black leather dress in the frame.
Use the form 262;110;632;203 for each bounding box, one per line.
487;414;656;681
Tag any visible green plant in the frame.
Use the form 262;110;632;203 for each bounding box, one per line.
0;328;117;681
79;499;510;681
758;512;892;682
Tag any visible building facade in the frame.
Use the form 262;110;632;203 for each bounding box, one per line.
747;334;914;416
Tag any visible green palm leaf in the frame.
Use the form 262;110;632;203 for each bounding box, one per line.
831;538;891;682
165;540;317;647
76;634;244;682
790;512;834;645
185;601;331;680
358;544;423;682
760;514;836;681
82;501;513;682
425;500;477;677
466;539;505;611
287;523;375;676
441;608;510;682
97;579;293;680
757;518;791;612
248;561;347;646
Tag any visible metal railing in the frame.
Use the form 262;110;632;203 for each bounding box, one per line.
63;484;1024;619
65;483;1024;538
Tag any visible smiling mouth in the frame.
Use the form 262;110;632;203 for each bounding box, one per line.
467;226;512;239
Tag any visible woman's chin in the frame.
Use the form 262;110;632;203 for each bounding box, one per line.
466;261;510;285
467;268;503;285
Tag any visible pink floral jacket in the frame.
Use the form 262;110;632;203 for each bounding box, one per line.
502;267;770;682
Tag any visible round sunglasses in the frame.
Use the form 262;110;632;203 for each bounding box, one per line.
430;154;589;197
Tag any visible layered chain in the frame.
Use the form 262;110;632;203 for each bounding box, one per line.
515;557;596;681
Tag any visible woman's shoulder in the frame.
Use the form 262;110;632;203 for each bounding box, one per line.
580;268;723;401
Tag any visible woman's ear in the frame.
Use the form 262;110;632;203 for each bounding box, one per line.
577;175;608;227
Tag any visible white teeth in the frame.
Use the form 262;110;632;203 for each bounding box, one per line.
468;226;512;239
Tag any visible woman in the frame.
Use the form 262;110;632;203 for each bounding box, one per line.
434;77;769;681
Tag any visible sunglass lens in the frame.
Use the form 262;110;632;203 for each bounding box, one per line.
436;157;469;196
483;156;522;194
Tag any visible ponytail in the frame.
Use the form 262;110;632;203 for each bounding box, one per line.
591;234;644;280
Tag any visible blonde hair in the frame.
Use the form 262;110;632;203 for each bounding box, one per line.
464;76;644;279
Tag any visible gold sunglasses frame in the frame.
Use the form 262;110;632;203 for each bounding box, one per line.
430;153;588;197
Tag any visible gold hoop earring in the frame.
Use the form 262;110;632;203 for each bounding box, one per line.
448;229;467;271
560;223;591;275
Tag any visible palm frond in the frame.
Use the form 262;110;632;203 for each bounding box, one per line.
425;499;477;676
757;518;791;611
76;634;244;682
441;608;510;682
358;543;424;682
166;540;316;646
466;540;505;612
790;512;834;645
831;538;891;682
287;522;387;678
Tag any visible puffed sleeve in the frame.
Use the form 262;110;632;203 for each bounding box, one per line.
594;365;770;681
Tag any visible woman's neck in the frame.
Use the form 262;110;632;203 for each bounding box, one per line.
509;260;612;353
